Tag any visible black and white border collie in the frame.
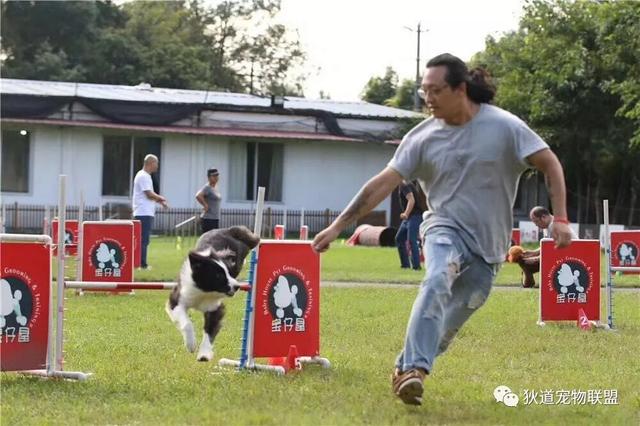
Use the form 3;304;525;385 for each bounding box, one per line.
166;226;259;361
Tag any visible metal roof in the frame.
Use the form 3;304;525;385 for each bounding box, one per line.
2;117;364;142
0;78;423;119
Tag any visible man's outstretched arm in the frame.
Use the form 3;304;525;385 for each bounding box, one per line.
527;149;572;248
313;167;404;252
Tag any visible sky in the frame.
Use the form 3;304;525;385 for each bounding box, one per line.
276;0;527;101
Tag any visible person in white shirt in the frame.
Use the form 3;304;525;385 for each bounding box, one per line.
132;154;168;270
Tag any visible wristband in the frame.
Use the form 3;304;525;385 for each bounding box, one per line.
554;218;570;225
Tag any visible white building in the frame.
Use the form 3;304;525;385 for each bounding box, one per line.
1;79;422;230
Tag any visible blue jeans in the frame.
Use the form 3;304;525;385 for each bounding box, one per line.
135;215;153;268
395;214;422;269
395;226;497;373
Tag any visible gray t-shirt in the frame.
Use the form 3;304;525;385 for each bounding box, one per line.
200;185;221;220
388;104;549;264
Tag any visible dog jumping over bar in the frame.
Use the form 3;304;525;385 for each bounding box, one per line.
166;226;259;361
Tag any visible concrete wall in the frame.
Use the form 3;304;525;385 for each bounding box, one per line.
1;124;396;221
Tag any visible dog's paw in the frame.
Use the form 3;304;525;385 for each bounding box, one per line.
196;350;214;362
182;323;197;353
197;335;214;361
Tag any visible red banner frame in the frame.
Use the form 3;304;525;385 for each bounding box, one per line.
610;230;640;273
539;239;600;322
252;241;320;357
1;240;51;371
51;219;78;256
81;222;134;283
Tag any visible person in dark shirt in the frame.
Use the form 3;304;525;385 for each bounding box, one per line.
395;180;424;270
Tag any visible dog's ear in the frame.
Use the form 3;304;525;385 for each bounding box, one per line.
188;250;211;270
227;226;260;249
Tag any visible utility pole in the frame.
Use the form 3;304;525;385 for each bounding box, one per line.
413;22;424;112
405;23;425;111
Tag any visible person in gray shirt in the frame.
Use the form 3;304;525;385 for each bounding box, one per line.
313;53;573;406
196;168;222;233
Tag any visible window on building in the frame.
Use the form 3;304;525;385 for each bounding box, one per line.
1;129;30;193
102;136;162;196
229;142;283;202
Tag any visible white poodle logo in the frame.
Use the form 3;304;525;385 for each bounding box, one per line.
618;243;637;266
96;243;119;269
273;275;303;319
557;263;584;294
0;279;28;328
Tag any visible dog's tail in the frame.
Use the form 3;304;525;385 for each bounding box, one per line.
227;226;260;249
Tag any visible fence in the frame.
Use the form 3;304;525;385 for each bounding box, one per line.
0;202;358;238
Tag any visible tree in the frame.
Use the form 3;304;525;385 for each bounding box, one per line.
1;1;125;82
386;78;417;110
361;66;398;105
0;0;306;95
472;0;640;225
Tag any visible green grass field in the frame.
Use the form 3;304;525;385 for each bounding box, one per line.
4;235;639;425
2;288;639;425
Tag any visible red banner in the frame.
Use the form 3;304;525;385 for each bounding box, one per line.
252;241;320;358
511;229;521;246
610;230;640;273
540;239;600;322
1;239;51;371
51;219;78;256
81;222;133;282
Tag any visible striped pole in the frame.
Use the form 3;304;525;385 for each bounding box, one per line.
240;186;265;369
611;267;640;273
56;175;66;371
66;281;177;290
65;282;252;291
603;200;613;329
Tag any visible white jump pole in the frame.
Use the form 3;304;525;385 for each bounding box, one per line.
300;208;305;228
76;190;84;281
611;266;640;273
246;187;266;369
20;175;89;380
43;205;50;235
1;203;6;233
56;175;66;371
603;199;613;329
283;208;287;231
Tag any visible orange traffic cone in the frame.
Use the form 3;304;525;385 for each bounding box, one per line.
287;345;300;371
577;308;592;330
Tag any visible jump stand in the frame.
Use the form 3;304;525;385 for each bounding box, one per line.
1;231;89;380
603;199;640;329
537;238;603;328
219;188;330;375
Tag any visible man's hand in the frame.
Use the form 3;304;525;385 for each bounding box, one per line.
551;222;573;248
312;225;341;253
400;212;408;220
